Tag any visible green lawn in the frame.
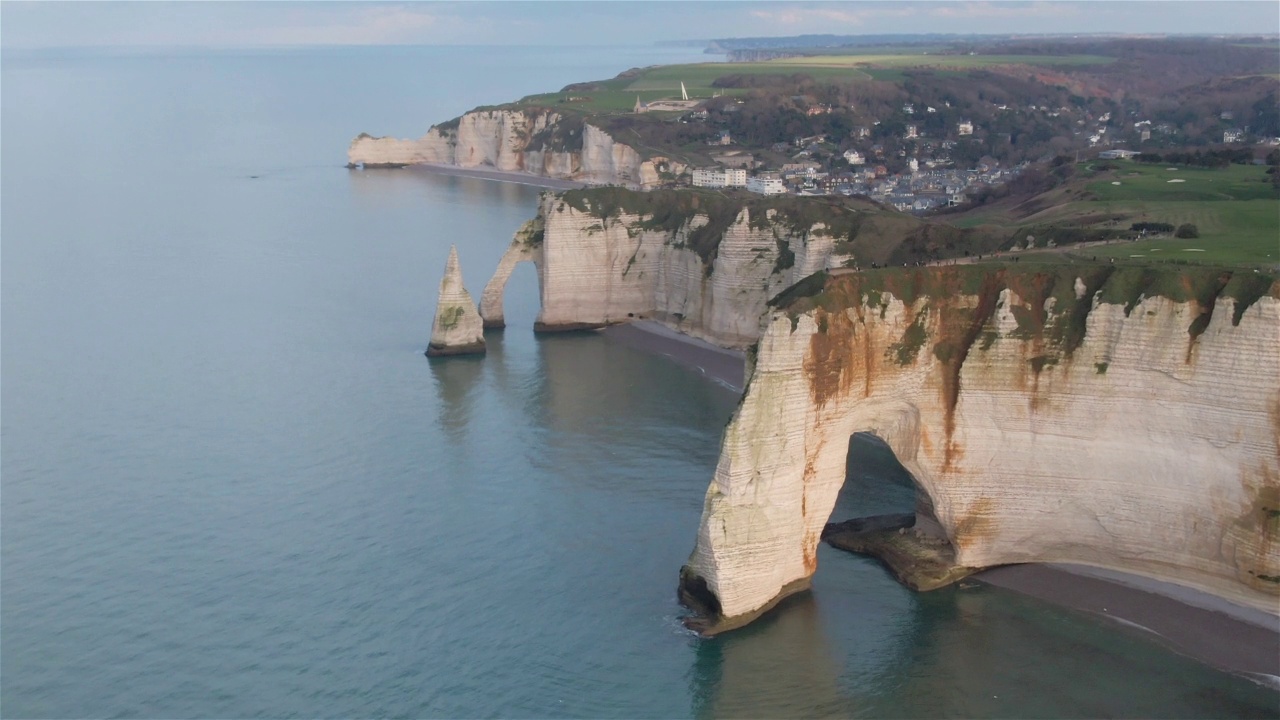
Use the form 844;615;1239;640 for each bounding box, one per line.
952;163;1279;267
1081;200;1279;265
1087;162;1278;202
1079;163;1279;264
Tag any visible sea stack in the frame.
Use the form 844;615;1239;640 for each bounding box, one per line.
425;246;486;357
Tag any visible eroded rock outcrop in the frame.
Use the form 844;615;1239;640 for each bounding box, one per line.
348;109;678;189
480;217;544;329
426;246;485;357
479;190;865;347
679;265;1280;633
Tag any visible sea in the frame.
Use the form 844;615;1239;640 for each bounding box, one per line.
3;44;1276;718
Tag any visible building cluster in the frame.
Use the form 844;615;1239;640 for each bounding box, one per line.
655;84;1275;213
687;162;1023;213
691;167;747;188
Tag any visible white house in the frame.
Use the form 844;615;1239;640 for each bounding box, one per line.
746;174;786;195
1098;149;1139;159
843;150;866;165
904;124;918;139
1224;128;1245;143
957;120;973;136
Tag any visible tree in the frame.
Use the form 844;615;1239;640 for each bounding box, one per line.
1175;223;1200;239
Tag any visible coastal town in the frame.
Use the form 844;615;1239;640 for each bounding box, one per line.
656;94;1279;212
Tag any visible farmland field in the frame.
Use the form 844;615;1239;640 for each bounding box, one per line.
509;51;1115;115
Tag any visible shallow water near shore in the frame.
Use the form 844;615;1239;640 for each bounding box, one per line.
3;45;1277;718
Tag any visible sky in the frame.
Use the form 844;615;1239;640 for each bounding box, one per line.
2;1;1278;50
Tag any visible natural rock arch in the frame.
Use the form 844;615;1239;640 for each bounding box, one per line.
678;382;947;634
479;222;543;329
681;269;1280;635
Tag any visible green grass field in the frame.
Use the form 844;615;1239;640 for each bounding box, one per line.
956;162;1279;267
1087;162;1278;202
507;52;1114;115
513;61;873;114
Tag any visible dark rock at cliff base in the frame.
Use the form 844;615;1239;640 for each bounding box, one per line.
678;565;812;637
425;341;486;358
824;513;980;591
532;320;611;333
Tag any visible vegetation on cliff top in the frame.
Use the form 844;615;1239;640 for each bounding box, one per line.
783;263;1276;314
450;37;1277;175
779;263;1278;359
554;186;1015;268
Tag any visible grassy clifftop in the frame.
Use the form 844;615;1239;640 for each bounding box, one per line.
777;262;1278;351
551;187;1010;267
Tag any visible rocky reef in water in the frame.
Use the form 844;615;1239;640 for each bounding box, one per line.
677;264;1280;634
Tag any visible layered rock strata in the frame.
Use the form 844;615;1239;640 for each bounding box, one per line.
679;265;1280;633
348;109;677;189
426;246;486;357
480;191;855;347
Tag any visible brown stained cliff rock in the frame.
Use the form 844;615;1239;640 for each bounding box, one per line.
801;441;829;576
1225;462;1280;591
1184;272;1231;364
804;307;857;409
952;496;999;553
937;273;1004;472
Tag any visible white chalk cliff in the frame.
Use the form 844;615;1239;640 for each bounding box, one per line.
678;266;1280;631
348;109;678;189
480;192;853;347
426;246;486;357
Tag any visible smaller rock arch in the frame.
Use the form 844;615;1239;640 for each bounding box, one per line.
479;220;543;329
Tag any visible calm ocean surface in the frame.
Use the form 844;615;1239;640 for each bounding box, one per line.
2;44;1276;718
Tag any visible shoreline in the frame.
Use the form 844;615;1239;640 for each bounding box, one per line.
977;564;1279;682
411;163;588;190
601;320;745;392
599;318;1279;682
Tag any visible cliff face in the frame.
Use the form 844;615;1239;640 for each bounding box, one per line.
680;265;1280;631
348;109;676;189
480;191;856;347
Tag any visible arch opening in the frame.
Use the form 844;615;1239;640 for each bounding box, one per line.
478;240;542;330
833;432;918;520
498;259;542;330
820;428;965;591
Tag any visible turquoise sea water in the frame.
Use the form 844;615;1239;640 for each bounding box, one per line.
3;45;1276;718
